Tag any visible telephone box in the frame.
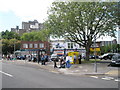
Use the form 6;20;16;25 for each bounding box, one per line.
68;52;79;64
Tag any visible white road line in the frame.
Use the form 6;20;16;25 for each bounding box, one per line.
90;76;98;78
0;71;13;77
101;76;114;80
115;79;120;82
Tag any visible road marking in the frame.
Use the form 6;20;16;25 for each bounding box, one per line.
90;76;98;78
101;76;114;80
115;79;120;82
0;71;13;77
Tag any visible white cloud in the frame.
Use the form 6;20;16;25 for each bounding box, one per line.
0;0;54;23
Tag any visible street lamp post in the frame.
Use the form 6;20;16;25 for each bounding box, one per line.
13;34;16;59
14;41;15;53
94;36;97;73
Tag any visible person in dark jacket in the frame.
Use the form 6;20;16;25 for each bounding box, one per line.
59;56;65;68
53;56;58;68
78;54;82;64
44;54;48;64
38;55;41;64
41;55;45;65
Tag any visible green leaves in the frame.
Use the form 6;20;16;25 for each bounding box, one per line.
20;29;51;41
101;44;120;54
1;39;21;55
1;30;20;40
46;2;118;45
46;2;118;61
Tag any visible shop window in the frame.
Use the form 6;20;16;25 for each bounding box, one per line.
34;44;38;48
39;43;44;48
23;44;28;48
29;44;33;48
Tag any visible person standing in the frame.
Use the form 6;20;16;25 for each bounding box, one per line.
59;56;63;68
38;55;41;64
73;54;77;64
65;54;71;68
44;54;48;65
41;54;45;65
59;56;65;68
28;55;31;62
78;54;82;64
10;54;13;61
53;58;57;68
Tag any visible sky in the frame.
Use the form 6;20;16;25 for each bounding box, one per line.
0;0;54;31
0;0;119;42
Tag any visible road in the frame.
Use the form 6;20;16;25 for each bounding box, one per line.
1;61;119;88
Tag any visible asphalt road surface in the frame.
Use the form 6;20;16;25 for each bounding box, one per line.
1;61;119;88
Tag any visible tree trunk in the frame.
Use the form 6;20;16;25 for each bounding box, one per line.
85;46;90;61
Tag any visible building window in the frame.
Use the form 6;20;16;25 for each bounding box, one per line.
68;43;73;49
23;44;28;48
39;43;44;48
29;44;33;48
34;44;38;48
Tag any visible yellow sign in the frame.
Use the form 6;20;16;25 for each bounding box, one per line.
68;52;80;64
90;48;100;51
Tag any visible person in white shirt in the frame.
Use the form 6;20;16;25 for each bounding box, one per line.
65;54;71;68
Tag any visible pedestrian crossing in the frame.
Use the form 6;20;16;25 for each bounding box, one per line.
90;76;120;82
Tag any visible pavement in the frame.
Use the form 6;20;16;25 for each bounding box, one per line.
6;59;119;77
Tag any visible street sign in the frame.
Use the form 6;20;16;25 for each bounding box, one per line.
90;48;100;52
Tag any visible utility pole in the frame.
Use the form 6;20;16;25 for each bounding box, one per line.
14;34;16;55
94;36;97;73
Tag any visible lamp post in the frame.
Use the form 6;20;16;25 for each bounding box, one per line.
14;35;16;54
94;36;97;73
14;41;15;53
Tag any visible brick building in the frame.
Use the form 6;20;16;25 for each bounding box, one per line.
20;41;50;55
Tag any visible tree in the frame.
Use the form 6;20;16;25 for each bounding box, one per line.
1;30;20;40
45;2;118;61
101;44;120;54
1;30;21;55
21;29;51;41
1;39;21;55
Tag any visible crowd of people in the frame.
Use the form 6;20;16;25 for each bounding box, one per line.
2;54;15;60
2;53;82;69
53;53;82;68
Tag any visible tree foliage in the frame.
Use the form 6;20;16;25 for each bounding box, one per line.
1;30;21;55
101;44;120;54
1;30;20;40
1;39;21;55
45;2;119;61
21;29;51;41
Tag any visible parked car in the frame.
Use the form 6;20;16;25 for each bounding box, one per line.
110;53;120;66
89;55;99;59
17;56;25;60
99;53;115;60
